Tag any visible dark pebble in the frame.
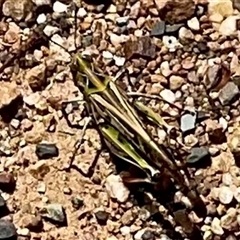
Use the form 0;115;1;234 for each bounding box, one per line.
0;219;17;240
196;111;210;123
81;36;92;48
0;194;6;208
35;143;59;160
0;172;16;193
95;210;109;225
71;196;84;210
186;147;211;168
0;194;8;218
197;42;209;53
142;230;155;240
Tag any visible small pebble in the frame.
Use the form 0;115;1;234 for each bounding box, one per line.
102;51;113;59
71;196;84;210
180;111;197;133
218;82;239;106
53;1;68;13
105;174;130;203
36;13;46;24
113;55;125;66
219;186;233;204
95;210;109;225
187;17;200;31
211;217;224;235
35;143;59;160
160;89;176;103
186;147;210;166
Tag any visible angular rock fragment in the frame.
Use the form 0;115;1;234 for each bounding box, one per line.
71;196;84;210
180;111;197;134
95;210;109;225
186;147;211;168
218;82;239;106
35;143;59;160
155;0;195;24
25;64;47;91
150;21;165;37
204;63;230;91
124;36;156;60
40;203;67;225
211;217;224;236
105;174;130;203
208;0;233;18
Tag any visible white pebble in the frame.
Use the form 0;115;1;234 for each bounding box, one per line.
102;51;113;59
43;25;59;37
36;13;47;24
113;55;125;66
160;89;176;103
53;1;68;13
77;7;87;18
219;117;228;131
187;17;200;31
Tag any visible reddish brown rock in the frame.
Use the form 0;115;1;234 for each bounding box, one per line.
0;172;16;193
154;0;196;24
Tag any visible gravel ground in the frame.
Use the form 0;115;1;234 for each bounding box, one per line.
1;0;240;239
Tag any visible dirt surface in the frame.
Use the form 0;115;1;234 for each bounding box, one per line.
2;0;240;240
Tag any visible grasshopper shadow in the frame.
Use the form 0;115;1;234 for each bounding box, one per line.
113;159;204;240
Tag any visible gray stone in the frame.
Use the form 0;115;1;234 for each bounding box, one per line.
150;21;165;37
165;23;184;33
0;220;17;240
186;147;210;165
40;204;66;224
218;82;239;106
116;16;129;26
180;111;197;133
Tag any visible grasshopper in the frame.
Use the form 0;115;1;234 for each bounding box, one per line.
69;55;206;220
